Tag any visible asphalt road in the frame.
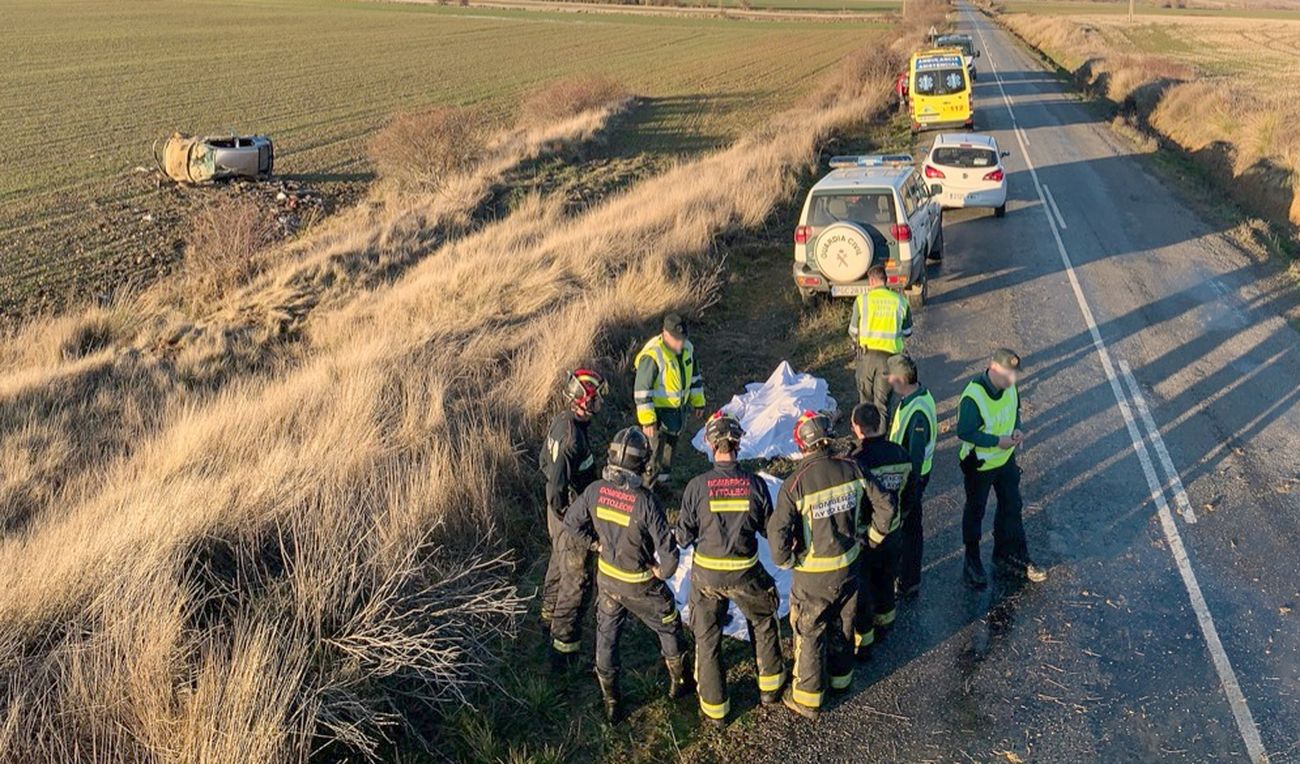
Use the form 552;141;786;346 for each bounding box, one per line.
729;7;1300;762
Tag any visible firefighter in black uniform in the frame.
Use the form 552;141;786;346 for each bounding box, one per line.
848;403;909;658
768;411;894;720
564;427;691;724
539;369;607;667
676;412;785;728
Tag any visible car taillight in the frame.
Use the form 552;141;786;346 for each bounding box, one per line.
795;225;811;244
924;165;945;179
891;224;912;242
983;169;1004;182
796;275;823;287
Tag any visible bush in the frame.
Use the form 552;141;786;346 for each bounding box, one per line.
183;196;277;305
368;105;491;192
519;75;629;126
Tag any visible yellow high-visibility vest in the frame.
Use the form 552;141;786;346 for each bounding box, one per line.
889;389;937;476
856;287;908;353
633;336;703;426
958;380;1018;471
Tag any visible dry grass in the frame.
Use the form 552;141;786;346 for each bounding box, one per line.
520;75;631;125
182;197;279;307
368;106;495;194
1003;12;1300;226
0;6;934;759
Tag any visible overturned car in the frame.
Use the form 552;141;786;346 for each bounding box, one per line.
155;132;274;184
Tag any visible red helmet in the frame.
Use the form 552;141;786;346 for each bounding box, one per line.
564;368;607;413
793;410;832;453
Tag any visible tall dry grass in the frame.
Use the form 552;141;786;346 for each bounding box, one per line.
0;9;937;758
1002;13;1300;226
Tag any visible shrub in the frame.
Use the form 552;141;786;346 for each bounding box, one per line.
183;196;277;305
368;106;491;192
519;75;629;126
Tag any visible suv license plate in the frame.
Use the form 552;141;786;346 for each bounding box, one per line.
831;285;871;296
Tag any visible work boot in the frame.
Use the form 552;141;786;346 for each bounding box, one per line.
995;555;1049;583
781;689;820;721
898;581;920;601
759;675;786;706
549;648;576;674
665;655;694;700
596;671;622;725
963;555;988;589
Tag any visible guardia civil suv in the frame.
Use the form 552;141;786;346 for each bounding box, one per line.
792;155;944;308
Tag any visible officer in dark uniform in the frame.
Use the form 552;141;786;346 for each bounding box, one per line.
676;412;784;728
768;411;894;720
848;404;908;658
885;354;937;599
539;369;607;667
563;427;690;724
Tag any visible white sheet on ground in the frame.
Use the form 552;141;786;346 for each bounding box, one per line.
667;473;791;641
690;361;838;462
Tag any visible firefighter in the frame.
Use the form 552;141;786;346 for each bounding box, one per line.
886;354;936;599
634;313;705;485
539;369;608;666
848;265;913;430
676;412;784;728
563;427;691;724
957;348;1048;588
768;412;893;720
848;404;908;659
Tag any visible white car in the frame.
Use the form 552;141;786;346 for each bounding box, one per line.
923;133;1009;217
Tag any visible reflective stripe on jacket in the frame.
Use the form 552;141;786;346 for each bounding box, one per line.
633;336;705;426
958;379;1019;471
854;287;909;353
889;388;937;476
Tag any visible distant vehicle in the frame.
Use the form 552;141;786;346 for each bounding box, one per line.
935;33;979;81
923;133;1010;217
155;132;275;184
909;49;974;133
792;155;943;309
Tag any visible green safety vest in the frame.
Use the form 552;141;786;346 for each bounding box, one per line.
958;380;1018;471
855;287;908;353
889;388;937;476
634;336;700;426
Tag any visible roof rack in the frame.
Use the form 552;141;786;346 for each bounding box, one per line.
828;154;914;169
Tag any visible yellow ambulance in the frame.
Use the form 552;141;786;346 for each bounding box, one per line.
909;49;974;133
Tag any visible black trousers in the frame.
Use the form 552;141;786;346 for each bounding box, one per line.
898;472;931;592
645;407;684;482
595;574;685;681
855;533;900;649
961;455;1028;562
545;511;593;653
855;350;894;430
788;570;857;711
690;567;784;720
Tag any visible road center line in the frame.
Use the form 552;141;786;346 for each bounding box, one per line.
1042;184;1068;229
1119;359;1198;524
969;9;1268;761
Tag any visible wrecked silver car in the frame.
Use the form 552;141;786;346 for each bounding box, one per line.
155;132;274;184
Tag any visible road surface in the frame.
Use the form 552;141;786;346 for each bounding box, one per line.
729;6;1300;762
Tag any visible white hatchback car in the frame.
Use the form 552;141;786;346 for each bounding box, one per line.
923;133;1009;217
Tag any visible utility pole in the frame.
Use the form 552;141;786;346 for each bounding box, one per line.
1129;0;1135;24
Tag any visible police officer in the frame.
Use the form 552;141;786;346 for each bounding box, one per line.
634;313;706;485
563;427;690;724
848;403;908;658
957;349;1047;588
539;369;607;666
676;413;784;728
768;412;893;720
848;264;913;428
886;354;936;599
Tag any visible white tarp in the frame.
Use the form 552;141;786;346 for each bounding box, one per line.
690;361;838;462
668;473;791;640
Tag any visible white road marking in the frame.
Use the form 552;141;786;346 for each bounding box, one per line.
1043;184;1068;229
1119;359;1198;524
969;9;1269;762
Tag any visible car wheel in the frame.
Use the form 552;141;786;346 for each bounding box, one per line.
994;203;1007;218
927;218;944;261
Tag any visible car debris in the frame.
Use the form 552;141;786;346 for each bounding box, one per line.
154;132;275;184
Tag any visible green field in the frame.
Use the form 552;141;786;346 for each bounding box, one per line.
999;0;1300;19
0;0;884;316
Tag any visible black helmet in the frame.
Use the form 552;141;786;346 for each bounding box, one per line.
607;426;651;474
793;410;832;452
704;411;744;450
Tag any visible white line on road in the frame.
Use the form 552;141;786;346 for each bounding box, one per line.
1042;184;1068;229
969;9;1268;761
1118;359;1198;524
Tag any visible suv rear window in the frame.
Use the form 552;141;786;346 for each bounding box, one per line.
931;147;997;168
808;192;896;227
937;37;974;57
